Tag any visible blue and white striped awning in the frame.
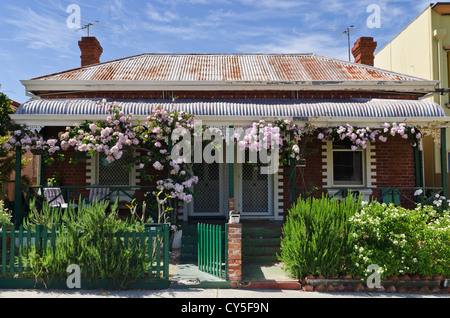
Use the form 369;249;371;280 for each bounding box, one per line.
16;98;446;117
12;98;448;127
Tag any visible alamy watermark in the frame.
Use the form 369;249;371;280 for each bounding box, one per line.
170;120;280;175
367;4;381;29
66;4;81;30
66;264;81;289
366;264;382;289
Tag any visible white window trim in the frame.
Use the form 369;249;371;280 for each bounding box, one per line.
86;152;140;203
331;148;365;187
322;141;376;200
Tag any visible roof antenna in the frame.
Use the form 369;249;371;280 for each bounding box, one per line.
76;23;95;36
73;20;121;36
339;25;355;62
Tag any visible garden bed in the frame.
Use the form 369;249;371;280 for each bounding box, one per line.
279;195;450;293
301;275;450;293
1;199;171;290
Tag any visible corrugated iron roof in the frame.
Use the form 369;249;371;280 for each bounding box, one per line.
16;98;446;119
31;54;424;83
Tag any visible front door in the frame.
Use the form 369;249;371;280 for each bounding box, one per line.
190;162;229;218
238;162;273;217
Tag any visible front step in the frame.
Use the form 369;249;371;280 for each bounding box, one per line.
179;221;227;264
242;223;283;265
179;225;198;263
180;222;284;265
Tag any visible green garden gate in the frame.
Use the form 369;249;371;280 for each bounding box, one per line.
197;223;228;280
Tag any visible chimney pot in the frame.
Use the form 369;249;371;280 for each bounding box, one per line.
78;36;103;67
351;37;377;66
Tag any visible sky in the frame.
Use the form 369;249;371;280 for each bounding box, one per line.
0;0;436;103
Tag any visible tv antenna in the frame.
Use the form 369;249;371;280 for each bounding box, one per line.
318;25;369;62
338;25;355;62
77;23;95;36
75;18;121;36
49;10;122;36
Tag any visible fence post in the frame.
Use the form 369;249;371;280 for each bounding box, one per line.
289;131;296;205
163;223;169;278
227;223;242;288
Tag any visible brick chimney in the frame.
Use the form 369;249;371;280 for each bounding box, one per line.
351;37;377;66
78;37;103;67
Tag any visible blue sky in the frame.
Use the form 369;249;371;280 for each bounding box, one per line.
0;0;434;103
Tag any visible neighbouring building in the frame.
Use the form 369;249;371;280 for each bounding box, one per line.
375;2;450;196
1;100;39;204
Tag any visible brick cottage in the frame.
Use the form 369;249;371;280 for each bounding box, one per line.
12;36;448;223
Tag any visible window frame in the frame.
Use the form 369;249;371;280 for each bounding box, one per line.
96;154;132;187
331;146;366;188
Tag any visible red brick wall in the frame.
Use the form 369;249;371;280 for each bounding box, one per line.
278;135;417;216
45;127;89;200
278;136;326;218
227;223;242;287
372;135;416;207
45;147;89;202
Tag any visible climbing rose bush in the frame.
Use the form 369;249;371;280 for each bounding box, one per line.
58;100;198;203
318;122;422;150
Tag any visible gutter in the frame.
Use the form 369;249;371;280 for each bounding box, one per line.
20;79;440;94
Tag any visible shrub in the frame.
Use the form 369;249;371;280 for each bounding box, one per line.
21;200;150;289
279;194;362;279
346;202;450;279
0;200;12;229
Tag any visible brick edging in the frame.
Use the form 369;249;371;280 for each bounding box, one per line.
303;276;450;294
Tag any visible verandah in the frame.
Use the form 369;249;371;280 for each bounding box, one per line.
4;99;448;224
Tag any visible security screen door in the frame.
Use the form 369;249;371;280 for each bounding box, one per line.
191;162;229;217
238;162;273;217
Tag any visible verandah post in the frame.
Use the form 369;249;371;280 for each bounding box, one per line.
228;125;234;217
441;128;448;197
289;131;296;205
13;146;23;225
414;146;424;188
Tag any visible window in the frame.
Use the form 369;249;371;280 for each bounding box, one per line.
98;154;131;186
332;142;364;186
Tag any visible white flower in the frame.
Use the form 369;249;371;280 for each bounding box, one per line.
414;189;423;196
153;161;164;170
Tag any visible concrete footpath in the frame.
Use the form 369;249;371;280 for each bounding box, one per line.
1;288;449;298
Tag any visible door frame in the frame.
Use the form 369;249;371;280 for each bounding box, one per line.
236;162;274;217
187;162;229;219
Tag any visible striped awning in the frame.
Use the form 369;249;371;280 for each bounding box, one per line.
12;98;448;127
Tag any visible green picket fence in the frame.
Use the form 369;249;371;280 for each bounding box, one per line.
197;223;227;280
0;223;169;287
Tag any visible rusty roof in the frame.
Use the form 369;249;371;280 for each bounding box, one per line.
31;53;424;83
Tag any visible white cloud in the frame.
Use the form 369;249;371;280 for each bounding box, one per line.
3;5;78;52
146;4;180;23
238;0;305;9
238;33;349;61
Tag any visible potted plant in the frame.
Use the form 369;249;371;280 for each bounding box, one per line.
171;223;183;249
47;172;61;187
0;200;13;248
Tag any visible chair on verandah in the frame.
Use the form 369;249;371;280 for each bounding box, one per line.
43;187;78;209
88;187;110;203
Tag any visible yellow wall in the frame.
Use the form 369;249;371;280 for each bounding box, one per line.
374;6;450;188
375;7;433;81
